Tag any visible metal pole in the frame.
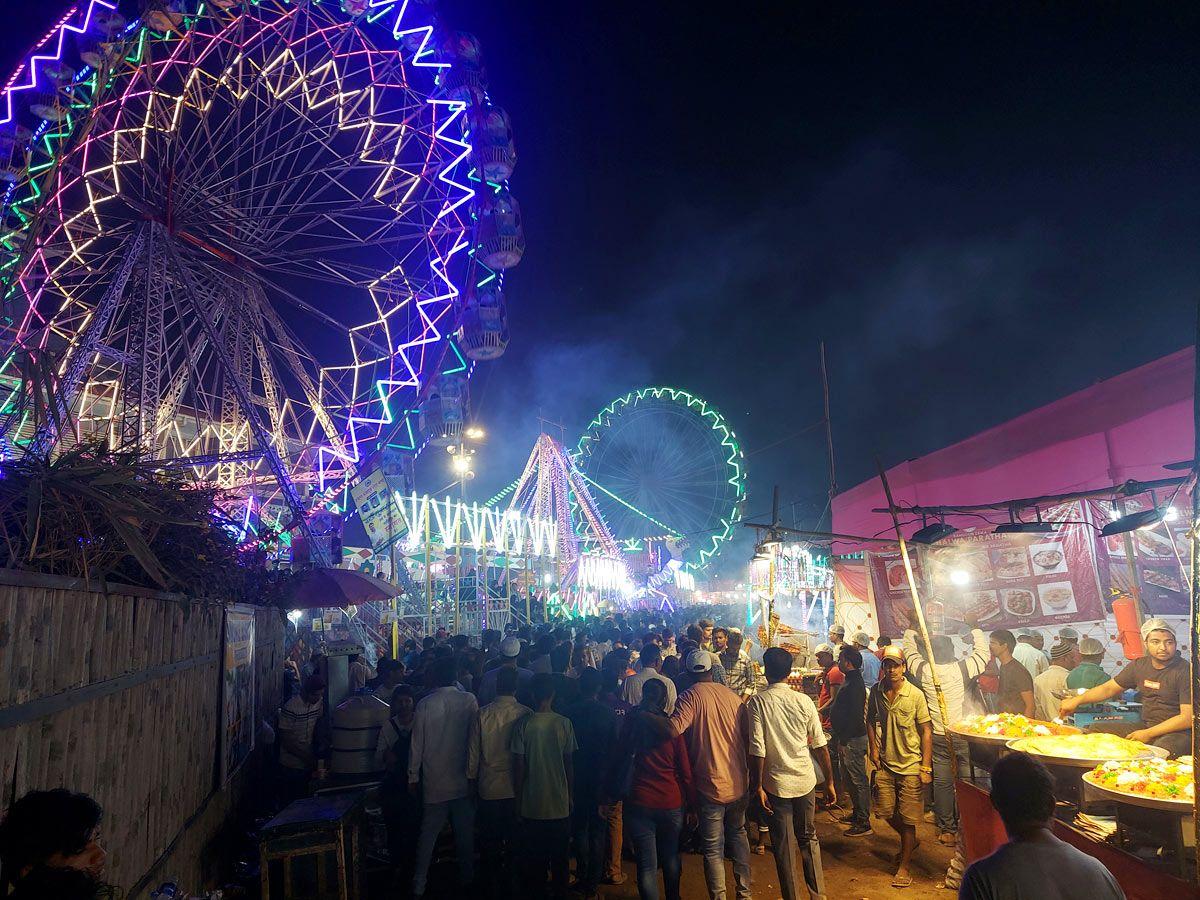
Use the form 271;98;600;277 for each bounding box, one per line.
1190;299;1200;881
877;462;958;763
1117;498;1147;626
425;508;433;636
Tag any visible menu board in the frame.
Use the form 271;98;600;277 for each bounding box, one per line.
869;503;1105;634
1091;495;1192;617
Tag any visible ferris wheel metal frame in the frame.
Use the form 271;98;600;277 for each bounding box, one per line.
575;386;746;571
0;0;520;561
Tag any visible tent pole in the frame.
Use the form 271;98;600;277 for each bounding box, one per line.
877;461;957;765
1190;299;1199;881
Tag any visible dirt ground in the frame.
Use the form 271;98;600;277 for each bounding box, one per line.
597;806;957;900
415;802;958;899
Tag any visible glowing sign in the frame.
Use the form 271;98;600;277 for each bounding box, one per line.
578;554;632;594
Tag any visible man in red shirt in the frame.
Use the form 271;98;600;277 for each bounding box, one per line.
814;644;843;731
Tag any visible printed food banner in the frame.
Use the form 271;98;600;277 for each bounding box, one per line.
1091;493;1192;617
868;502;1105;635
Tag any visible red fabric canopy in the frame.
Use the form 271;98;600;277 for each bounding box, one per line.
833;349;1194;542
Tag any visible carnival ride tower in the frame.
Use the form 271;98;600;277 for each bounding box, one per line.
508;433;624;590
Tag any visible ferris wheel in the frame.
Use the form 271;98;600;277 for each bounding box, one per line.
0;0;521;558
575;387;745;571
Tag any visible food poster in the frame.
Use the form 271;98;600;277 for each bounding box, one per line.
867;502;1105;633
1090;494;1192;616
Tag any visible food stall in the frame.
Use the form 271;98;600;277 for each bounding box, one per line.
947;712;1196;891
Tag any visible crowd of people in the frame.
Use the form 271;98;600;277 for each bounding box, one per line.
3;604;1179;899
271;606;1169;898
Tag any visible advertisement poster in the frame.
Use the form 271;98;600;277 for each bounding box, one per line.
352;460;409;551
1091;495;1192;617
869;503;1105;635
221;606;256;783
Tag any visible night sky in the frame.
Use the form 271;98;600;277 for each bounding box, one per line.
3;4;1198;577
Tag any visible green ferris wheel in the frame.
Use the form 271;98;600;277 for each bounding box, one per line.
574;387;746;571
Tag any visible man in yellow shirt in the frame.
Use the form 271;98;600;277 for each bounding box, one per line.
867;646;933;889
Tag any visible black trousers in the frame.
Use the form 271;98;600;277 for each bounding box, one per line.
520;816;571;900
479;797;519;899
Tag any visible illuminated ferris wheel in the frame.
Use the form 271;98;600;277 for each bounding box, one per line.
0;0;521;557
575;387;745;571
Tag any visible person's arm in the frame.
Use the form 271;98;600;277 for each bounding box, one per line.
813;744;835;803
1059;678;1124;715
1129;703;1193;744
564;720;579;812
652;688;695;739
965;627;989;677
408;707;425;795
674;734;696;811
467;707;481;787
512;752;527;819
749;754;773;814
902;628;927;681
1020;688;1035;718
919;720;933;785
865;688;880;767
510;719;526;818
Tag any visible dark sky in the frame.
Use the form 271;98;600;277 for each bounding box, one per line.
444;2;1199;568
4;4;1198;576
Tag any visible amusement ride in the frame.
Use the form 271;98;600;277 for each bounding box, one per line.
0;0;520;564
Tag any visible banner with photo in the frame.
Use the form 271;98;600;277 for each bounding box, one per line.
1090;492;1192;617
868;502;1105;635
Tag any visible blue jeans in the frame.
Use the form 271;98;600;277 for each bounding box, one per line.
932;734;967;834
698;796;751;900
412;795;474;895
839;734;871;826
766;791;826;900
625;804;684;900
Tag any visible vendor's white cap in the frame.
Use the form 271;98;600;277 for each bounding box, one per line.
814;643;835;657
500;637;522;658
829;624;846;636
1140;618;1176;642
1078;637;1104;656
685;649;713;673
852;631;871;648
1058;627;1080;642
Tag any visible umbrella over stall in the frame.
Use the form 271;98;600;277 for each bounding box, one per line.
288;567;402;610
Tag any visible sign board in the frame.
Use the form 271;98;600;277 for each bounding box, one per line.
868;502;1104;635
220;605;256;783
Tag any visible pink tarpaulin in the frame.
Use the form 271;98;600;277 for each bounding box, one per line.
832;349;1194;542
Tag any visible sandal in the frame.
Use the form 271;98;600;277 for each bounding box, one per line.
892;874;913;888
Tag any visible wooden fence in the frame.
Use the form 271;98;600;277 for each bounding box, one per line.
0;570;283;896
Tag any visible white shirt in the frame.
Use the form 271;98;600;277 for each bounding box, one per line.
409;686;479;803
1013;642;1049;680
903;627;990;734
622;666;678;713
1034;665;1070;722
961;834;1126;900
470;695;531;801
375;716;412;770
746;682;827;799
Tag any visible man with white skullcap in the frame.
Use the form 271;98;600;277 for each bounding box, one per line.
1060;618;1192;757
1065;637;1109;691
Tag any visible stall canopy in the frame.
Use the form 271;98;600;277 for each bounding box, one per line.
832;348;1194;541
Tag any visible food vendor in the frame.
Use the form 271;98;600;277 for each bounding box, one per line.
1059;618;1191;758
1064;637;1109;691
990;630;1035;717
